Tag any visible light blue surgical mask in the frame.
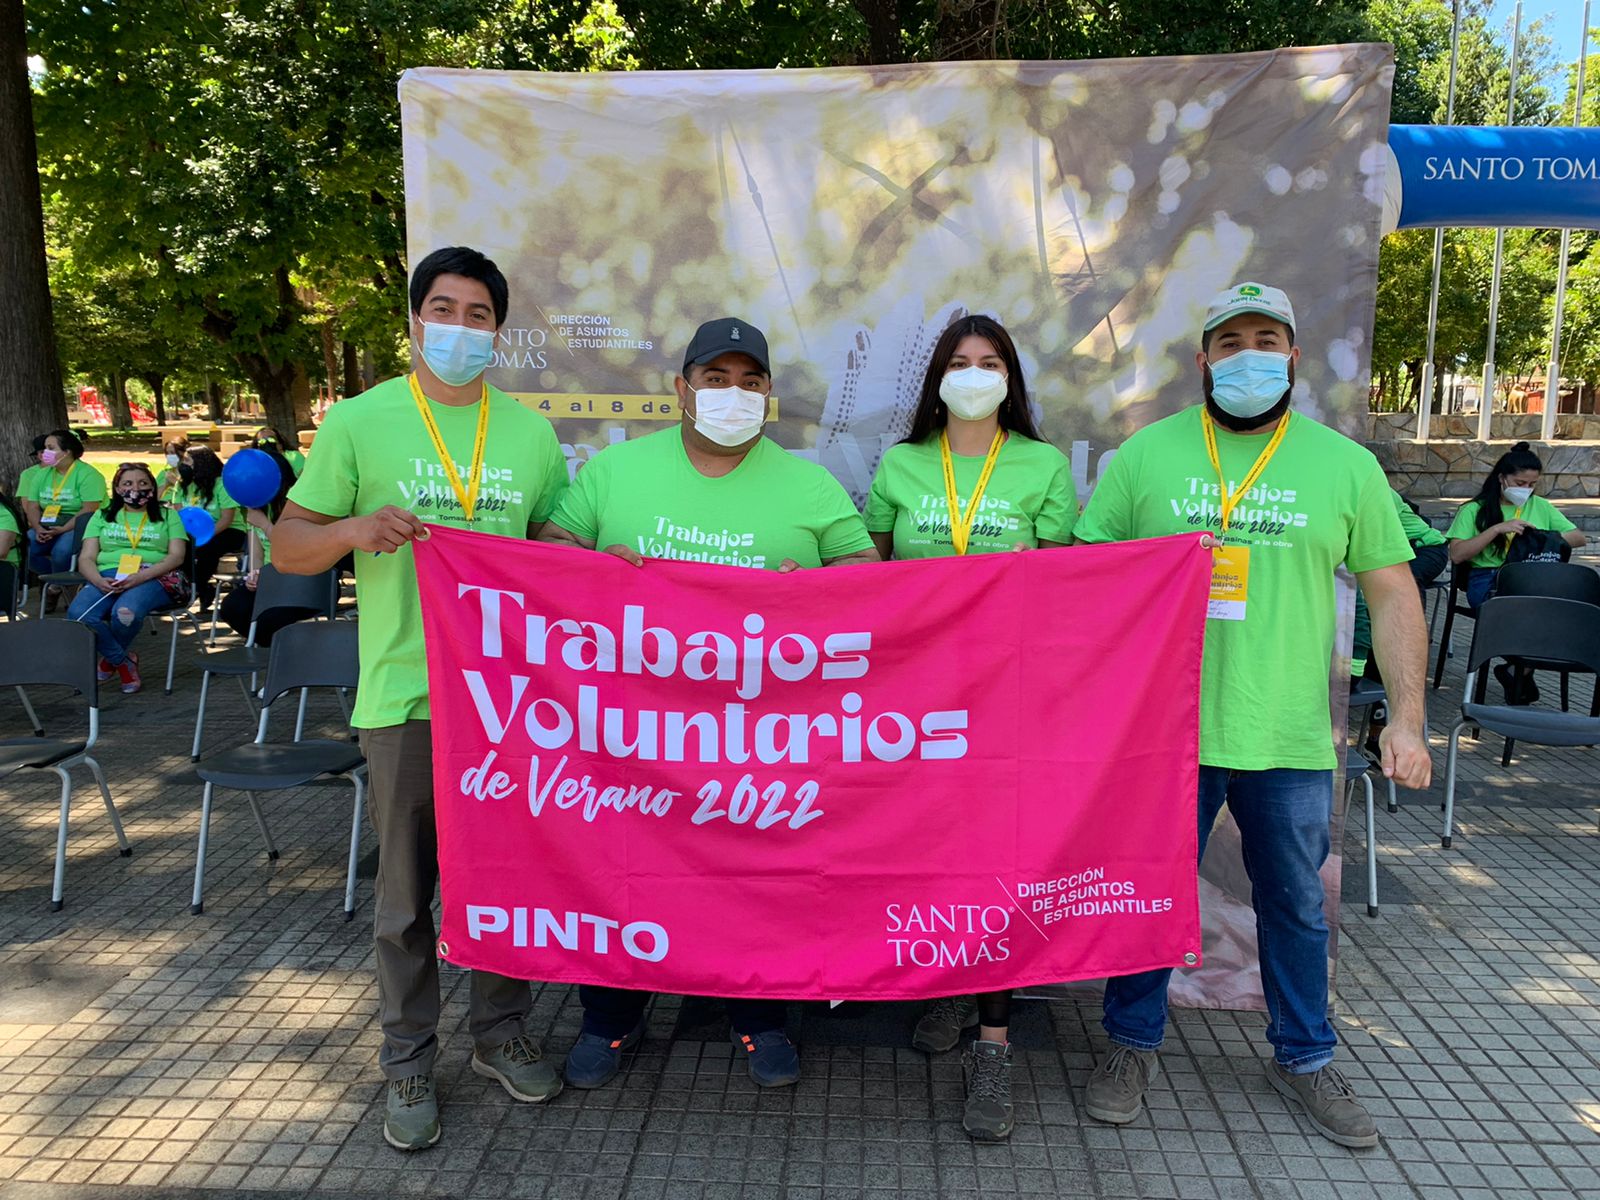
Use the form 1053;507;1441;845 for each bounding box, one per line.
418;319;497;386
1206;349;1292;419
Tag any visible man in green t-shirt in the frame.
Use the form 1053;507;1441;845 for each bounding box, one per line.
543;317;877;1092
273;247;571;1152
1073;283;1431;1149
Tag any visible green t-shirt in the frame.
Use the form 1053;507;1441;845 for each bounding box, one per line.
177;480;240;523
289;375;569;728
864;434;1078;558
552;427;874;569
1074;406;1411;771
0;503;19;567
1445;494;1574;568
1392;489;1445;547
285;449;306;477
23;461;106;525
85;507;186;574
18;465;45;508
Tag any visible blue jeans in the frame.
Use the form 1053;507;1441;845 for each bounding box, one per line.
1102;767;1337;1073
1466;567;1497;609
66;573;172;666
27;528;75;576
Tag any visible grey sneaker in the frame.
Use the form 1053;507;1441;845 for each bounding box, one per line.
961;1040;1014;1142
1266;1061;1379;1148
912;995;979;1053
1084;1044;1160;1124
383;1073;440;1151
472;1033;564;1102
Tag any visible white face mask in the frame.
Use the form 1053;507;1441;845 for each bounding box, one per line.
165;453;181;467
939;366;1008;421
691;385;766;447
1502;484;1535;507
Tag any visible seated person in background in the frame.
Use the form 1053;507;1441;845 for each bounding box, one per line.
1352;487;1449;678
17;435;47;510
66;463;188;695
156;433;192;501
218;450;318;645
0;484;22;608
1446;442;1585;609
22;428;106;599
174;447;244;608
250;425;306;476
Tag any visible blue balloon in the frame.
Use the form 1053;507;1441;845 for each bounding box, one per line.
222;447;282;510
178;506;216;547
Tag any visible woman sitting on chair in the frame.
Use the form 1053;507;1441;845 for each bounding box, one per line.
67;463;188;695
219;450;318;645
1446;443;1586;609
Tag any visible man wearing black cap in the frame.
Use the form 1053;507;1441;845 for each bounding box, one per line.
542;317;877;1088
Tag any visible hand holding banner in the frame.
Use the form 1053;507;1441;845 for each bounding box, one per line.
417;529;1210;1000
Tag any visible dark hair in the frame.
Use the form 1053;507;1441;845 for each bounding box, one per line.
409;246;509;328
247;448;298;522
44;428;85;459
249;425;296;451
186;447;224;506
163;433;191;456
30;434;47;458
105;463;164;522
1471;441;1543;534
1201;320;1295;354
0;483;24;541
903;315;1043;445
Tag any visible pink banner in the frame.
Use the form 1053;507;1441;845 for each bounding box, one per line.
417;527;1210;999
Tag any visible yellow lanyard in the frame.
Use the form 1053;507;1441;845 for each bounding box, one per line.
940;428;1006;555
1201;410;1290;537
122;511;150;551
409;372;489;522
44;463;75;503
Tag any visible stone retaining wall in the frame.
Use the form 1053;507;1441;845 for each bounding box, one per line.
1370;412;1600;441
1367;438;1600;499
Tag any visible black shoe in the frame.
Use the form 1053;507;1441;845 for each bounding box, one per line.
1494;664;1539;705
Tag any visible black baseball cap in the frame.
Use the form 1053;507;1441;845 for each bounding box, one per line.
682;317;770;376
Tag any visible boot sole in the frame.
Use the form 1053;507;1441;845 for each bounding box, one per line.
1083;1098;1142;1125
471;1055;564;1103
382;1120;441;1151
964;1120;1014;1142
1265;1065;1379;1149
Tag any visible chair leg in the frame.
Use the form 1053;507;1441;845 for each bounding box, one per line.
192;670;213;762
243;791;279;861
84;755;130;856
1428;587;1444;647
164;615;179;694
208;589;225;646
294;688;310;742
1363;773;1378;918
1386;776;1398;815
1442;721;1467;848
192;782;214;915
236;674;258;718
1561;671;1570;712
344;773;365;921
17;686;43;737
48;765;73;912
336;687;352;733
1432;606;1455;689
1502;737;1516;768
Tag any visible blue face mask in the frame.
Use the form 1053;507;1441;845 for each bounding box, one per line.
418;319;497;386
1207;349;1291;419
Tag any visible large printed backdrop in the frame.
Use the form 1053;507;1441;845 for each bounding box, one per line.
400;48;1393;502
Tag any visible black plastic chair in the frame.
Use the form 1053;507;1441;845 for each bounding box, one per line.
190;565;339;760
0;621;131;909
34;510;98;617
1431;561;1476;690
190;619;365;919
1491;561;1600;721
1440;596;1600;849
0;560;43;733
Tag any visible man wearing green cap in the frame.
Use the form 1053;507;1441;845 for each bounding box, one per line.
1073;283;1431;1149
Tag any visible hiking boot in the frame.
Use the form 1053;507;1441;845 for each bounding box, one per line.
96;657;115;682
961;1039;1014;1142
383;1073;440;1151
1266;1061;1379;1149
564;1015;646;1089
1084;1044;1160;1124
912;995;979;1054
117;659;142;695
733;1028;800;1087
472;1033;563;1103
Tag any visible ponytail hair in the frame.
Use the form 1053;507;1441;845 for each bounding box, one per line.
1472;441;1542;534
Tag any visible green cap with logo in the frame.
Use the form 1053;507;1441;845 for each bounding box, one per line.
1202;282;1296;336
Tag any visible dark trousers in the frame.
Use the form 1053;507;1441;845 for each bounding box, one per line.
218;586;315;647
579;985;786;1040
194;526;246;606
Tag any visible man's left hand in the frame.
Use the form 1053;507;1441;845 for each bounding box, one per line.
1378;724;1432;790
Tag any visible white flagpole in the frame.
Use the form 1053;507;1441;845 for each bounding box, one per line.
1419;0;1464;441
1542;0;1591;442
1481;0;1524;442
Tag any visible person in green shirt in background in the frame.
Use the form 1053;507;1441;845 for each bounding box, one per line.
22;428;106;591
66;463;187;695
543;316;877;1093
217;449;315;645
17;434;47;514
250;425;306;477
0;485;23;611
1351;488;1449;688
1073;283;1431;1149
272;247;571;1152
173;447;244;608
1446;442;1585;610
864;313;1075;1143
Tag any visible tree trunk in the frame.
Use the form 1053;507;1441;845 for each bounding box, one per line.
234;351;304;439
933;0;1001;59
320;320;339;400
360;347;376;390
206;377;226;424
107;372;133;430
141;372;167;426
0;0;67;490
342;339;362;397
852;0;902;63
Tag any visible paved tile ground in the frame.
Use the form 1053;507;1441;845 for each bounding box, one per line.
5;582;1600;1200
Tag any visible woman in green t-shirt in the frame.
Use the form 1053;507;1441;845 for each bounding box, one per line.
249;425;306;476
176;446;245;607
66;463;188;695
1446;442;1585;609
23;428;105;583
0;485;23;612
864;314;1076;1145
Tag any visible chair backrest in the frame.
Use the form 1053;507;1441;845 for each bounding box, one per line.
54;509;98;563
1492;561;1600;607
0;560;17;619
261;619;359;708
253;564;339;623
1465;596;1600;680
0;618;99;698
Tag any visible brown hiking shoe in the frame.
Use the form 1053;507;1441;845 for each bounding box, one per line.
1266;1061;1379;1149
1084;1044;1159;1124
